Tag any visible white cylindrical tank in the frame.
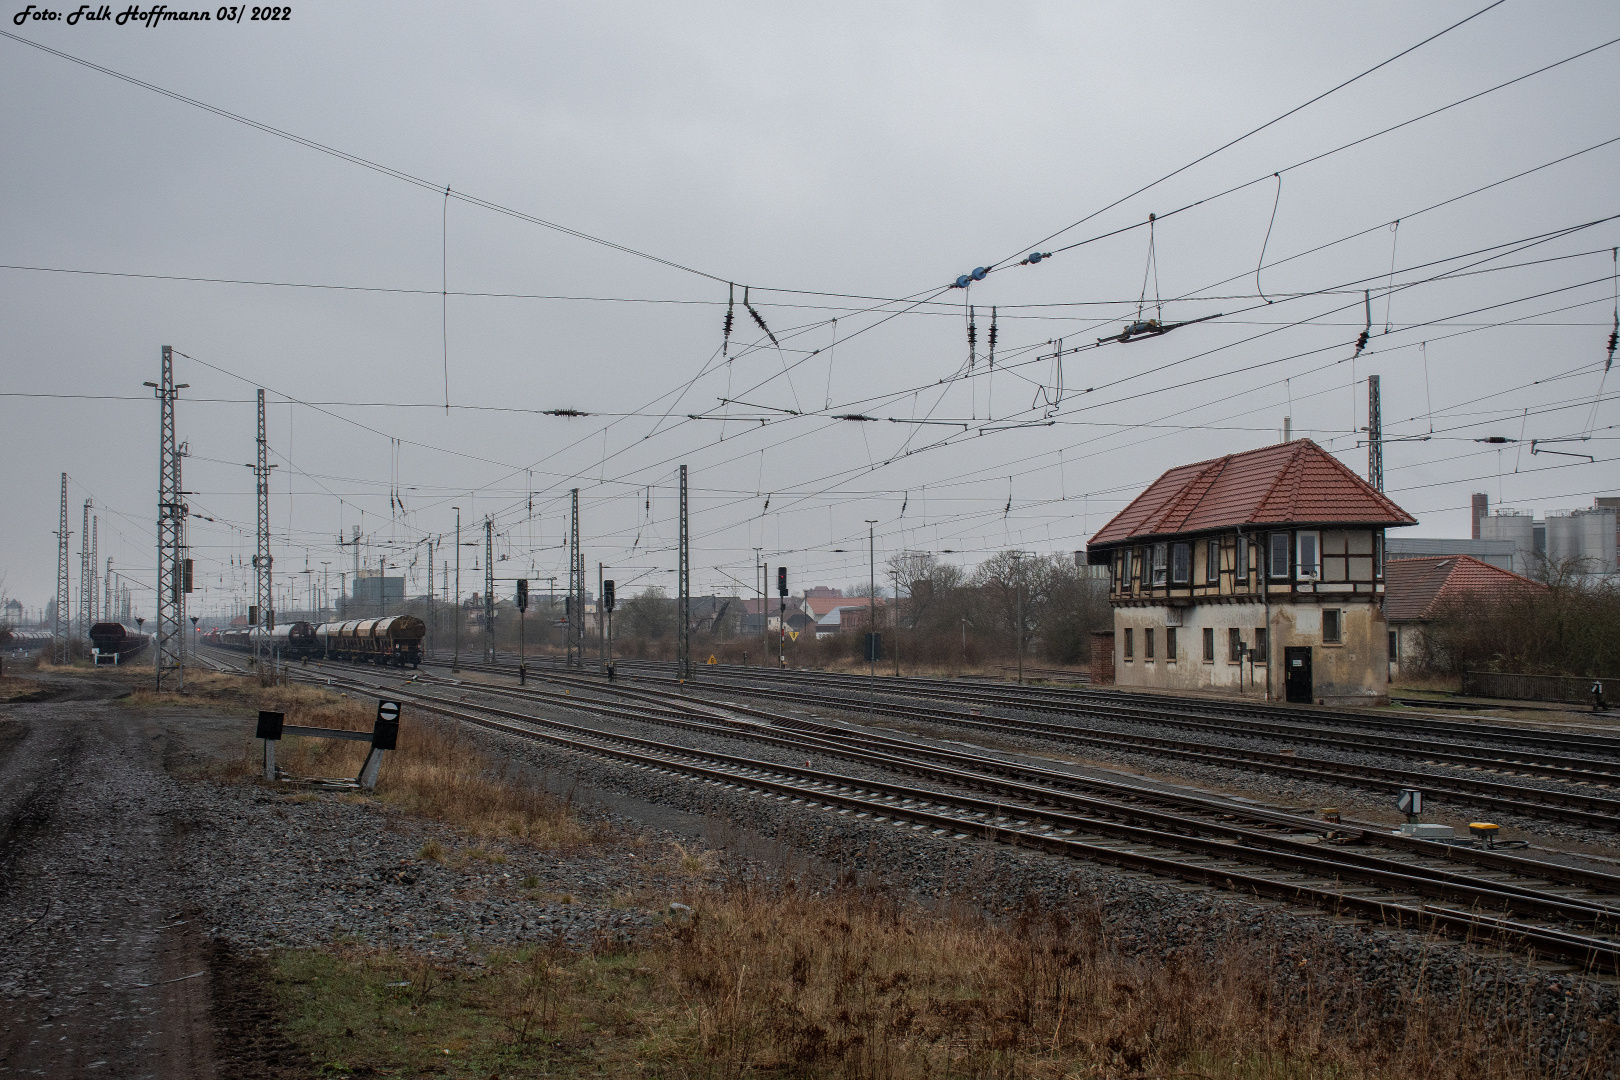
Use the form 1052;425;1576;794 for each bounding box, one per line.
1480;511;1534;575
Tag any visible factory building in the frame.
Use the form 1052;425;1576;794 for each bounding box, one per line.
1086;439;1415;706
1475;494;1619;579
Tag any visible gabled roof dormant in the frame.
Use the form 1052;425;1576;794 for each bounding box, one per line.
1384;555;1545;621
1089;439;1415;546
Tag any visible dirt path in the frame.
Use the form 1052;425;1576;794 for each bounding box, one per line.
0;686;219;1078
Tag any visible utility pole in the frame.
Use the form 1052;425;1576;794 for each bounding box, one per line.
147;347;188;690
677;465;690;681
79;499;92;637
568;489;584;668
53;472;70;664
866;519;878;679
253;387;274;673
597;561;604;664
754;547;764;667
452;506;461;672
893;567;901;678
484;516;495;662
104;556;112;622
1367;373;1384;492
91;517;98;625
425;540;433;652
1010;550;1025;685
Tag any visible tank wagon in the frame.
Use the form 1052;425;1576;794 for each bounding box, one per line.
87;622;150;659
2;630;55;652
316;616;424;667
216;621;318;659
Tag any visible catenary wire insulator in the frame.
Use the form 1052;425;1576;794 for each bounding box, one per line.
742;286;779;347
722;283;735;357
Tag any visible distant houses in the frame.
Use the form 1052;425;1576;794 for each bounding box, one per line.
1383;555;1544;676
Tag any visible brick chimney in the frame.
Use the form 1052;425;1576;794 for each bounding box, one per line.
1471;493;1489;539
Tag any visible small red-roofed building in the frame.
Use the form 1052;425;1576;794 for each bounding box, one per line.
1085;439;1416;705
1383;555;1545;676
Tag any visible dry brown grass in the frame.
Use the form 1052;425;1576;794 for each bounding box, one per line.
650;884;1612;1079
121;669;595;850
277;879;1618;1078
267;706;595;850
0;675;48;702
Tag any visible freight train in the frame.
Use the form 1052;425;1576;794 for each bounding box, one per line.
214;621;319;659
88;622;151;660
316;617;425;667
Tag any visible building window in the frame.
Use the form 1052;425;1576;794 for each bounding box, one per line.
1228;627;1243;662
1237;536;1249;583
1388;629;1397;659
1269;532;1290;579
1206;539;1220;584
1323;608;1342;644
1171;543;1191;585
1297;532;1320;580
1123;627;1134;659
1121;549;1133;592
1144;628;1155;660
1151;543;1168;586
1374;533;1384;578
1202;627;1215;662
1166;627;1177;661
1254;627;1268;662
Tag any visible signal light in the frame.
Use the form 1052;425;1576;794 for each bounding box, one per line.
516;578;529;613
602;579;616;612
777;566;788;596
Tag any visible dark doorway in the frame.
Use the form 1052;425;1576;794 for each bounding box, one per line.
1284;646;1313;703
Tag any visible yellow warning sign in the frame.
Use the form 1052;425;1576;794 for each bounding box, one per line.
707;654;718;664
789;631;800;641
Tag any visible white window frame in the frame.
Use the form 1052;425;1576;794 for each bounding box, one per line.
1296;530;1320;581
1206;539;1220;584
1171;542;1191;585
1151;543;1168;587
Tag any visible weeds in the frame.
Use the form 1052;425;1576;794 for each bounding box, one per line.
270;882;1619;1079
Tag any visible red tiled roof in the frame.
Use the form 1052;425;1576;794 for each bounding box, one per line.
1089;439;1415;546
1384;555;1544;621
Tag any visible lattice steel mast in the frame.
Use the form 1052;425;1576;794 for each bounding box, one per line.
150;346;187;690
254;387;275;667
79;499;92;638
677;464;690;681
54;472;70;664
90;515;98;625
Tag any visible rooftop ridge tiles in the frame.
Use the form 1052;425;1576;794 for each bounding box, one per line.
1089;438;1417;547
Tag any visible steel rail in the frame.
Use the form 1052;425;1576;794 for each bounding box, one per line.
579;668;1620;830
299;665;1620;972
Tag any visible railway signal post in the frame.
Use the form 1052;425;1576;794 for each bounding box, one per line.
516;578;528;684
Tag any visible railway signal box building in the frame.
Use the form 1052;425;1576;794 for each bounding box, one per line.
1086;439;1416;706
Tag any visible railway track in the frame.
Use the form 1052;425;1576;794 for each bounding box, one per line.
245;650;1620;972
420;654;1620;832
440;651;1619;756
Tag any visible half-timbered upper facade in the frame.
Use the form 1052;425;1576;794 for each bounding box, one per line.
1086;440;1416;704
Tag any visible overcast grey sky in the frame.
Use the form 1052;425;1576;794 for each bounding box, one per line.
3;1;1617;620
